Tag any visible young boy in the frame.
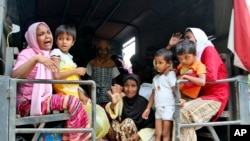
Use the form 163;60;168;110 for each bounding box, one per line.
142;48;176;141
175;39;207;100
50;24;90;104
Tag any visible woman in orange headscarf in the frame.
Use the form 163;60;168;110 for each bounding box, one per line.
86;39;120;107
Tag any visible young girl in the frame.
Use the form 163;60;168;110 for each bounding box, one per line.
50;24;90;104
142;48;176;141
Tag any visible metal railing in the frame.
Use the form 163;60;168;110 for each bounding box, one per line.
7;77;96;141
174;75;249;141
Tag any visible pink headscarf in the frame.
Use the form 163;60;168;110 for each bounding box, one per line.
25;22;53;116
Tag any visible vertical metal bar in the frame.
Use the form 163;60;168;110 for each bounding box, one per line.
0;0;6;74
0;76;9;141
207;126;220;141
90;80;96;141
9;78;17;141
4;47;14;75
175;80;183;141
237;75;250;124
0;0;6;48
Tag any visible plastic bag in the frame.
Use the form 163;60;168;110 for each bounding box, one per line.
84;104;110;139
38;133;62;141
38;122;63;141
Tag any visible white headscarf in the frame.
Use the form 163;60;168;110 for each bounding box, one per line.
185;27;214;61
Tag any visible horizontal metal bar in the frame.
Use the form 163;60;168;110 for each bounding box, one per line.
16;128;94;133
177;77;237;84
11;78;96;85
179;120;241;127
16;113;70;126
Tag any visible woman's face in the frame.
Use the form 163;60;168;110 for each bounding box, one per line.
97;40;109;58
184;31;197;45
36;24;53;50
123;79;138;98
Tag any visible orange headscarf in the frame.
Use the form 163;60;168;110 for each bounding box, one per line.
89;40;116;67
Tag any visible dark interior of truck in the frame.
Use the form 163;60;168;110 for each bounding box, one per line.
6;0;232;53
3;0;235;77
1;1;249;141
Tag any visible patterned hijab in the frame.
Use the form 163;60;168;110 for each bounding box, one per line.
25;22;53;116
185;27;214;61
121;74;155;130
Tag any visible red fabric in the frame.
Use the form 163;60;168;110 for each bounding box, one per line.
199;47;229;121
183;73;198;88
233;0;250;71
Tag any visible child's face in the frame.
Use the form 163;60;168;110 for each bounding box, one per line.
56;33;75;53
154;56;171;74
177;53;196;67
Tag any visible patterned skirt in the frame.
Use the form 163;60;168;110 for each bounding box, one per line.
178;98;221;141
17;94;91;141
107;118;138;141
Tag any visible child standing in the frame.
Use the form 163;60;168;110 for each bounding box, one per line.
175;39;206;100
50;24;90;104
142;48;176;141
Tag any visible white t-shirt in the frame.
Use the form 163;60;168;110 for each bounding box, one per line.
50;48;77;69
152;71;176;107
